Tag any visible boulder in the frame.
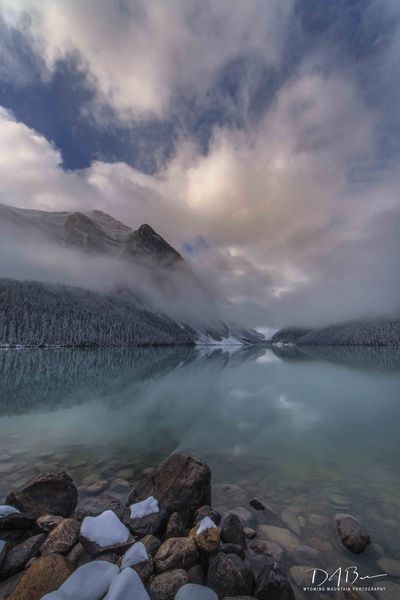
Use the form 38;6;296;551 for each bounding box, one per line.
221;513;245;547
207;553;254;599
74;492;121;521
189;517;220;553
40;518;81;556
6;472;77;518
36;514;64;533
254;562;295;600
335;514;371;554
0;533;46;580
165;512;185;539
103;568;150;600
148;569;189;600
154;537;198;573
80;510;133;556
122;498;168;538
7;554;73;600
175;583;218;600
58;560;119;600
129;453;211;525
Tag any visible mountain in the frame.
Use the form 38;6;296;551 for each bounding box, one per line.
0;203;264;346
271;319;400;346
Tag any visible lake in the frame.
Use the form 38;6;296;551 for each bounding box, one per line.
0;345;399;598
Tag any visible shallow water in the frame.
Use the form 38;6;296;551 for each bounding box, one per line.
0;345;399;599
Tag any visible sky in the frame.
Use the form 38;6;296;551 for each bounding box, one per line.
0;0;400;328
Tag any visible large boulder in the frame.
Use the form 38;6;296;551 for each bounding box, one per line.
0;534;46;580
7;554;73;600
154;537;199;573
207;553;254;599
254;561;295;600
74;493;121;521
149;569;189;600
40;518;81;556
128;453;211;525
6;472;78;518
335;514;371;554
80;510;133;556
58;560;119;600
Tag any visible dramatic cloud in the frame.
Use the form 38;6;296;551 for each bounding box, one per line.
0;1;400;328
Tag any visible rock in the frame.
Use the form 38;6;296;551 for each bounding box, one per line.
244;528;256;539
257;525;300;551
149;569;189;600
129;453;211;526
220;543;245;559
248;539;283;561
221;513;245;547
335;514;371;554
108;478;131;495
212;484;247;508
84;480;110;495
377;557;400;576
0;541;8;570
120;542;153;582
308;513;329;527
254;562;295;600
7;554;73;600
133;556;154;584
376;581;400;600
207;553;254;599
287;544;324;567
0;507;35;531
74;492;121;520
194;506;221;527
175;583;218;600
123;498;168;538
66;542;90;567
154;537;198;573
187;564;205;585
58;560;119;600
308;536;333;553
189;517;220;553
289;565;311;587
36;514;64;533
40;518;80;556
0;572;23;600
165;512;185;539
281;509;303;536
224;507;253;527
249;498;266;511
80;510;133;556
0;533;46;579
141;534;162;556
103;567;150;600
6;472;78;518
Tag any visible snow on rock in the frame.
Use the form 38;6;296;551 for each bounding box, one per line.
175;584;218;600
41;592;70;600
197;516;217;534
121;542;148;569
0;505;20;518
104;568;150;600
130;496;159;519
81;510;130;548
58;561;119;600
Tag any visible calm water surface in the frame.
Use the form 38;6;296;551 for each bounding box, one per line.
0;345;399;599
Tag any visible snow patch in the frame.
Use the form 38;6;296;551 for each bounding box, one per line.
0;505;20;518
104;568;150;600
59;561;119;600
175;584;218;600
120;542;148;569
81;510;130;547
197;516;217;534
130;496;159;519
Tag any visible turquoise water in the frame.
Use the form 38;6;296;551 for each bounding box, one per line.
0;345;399;598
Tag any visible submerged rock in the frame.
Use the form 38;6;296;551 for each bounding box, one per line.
257;525;300;551
335;514;371;554
80;510;133;556
254;561;295;600
103;568;150;600
377;557;400;577
212;484;247;508
248;539;283;562
40;518;80;556
0;533;45;579
6;472;78;518
129;453;211;526
149;569;189;600
154;537;199;573
7;554;73;600
207;552;254;599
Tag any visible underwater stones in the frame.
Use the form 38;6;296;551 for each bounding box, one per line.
149;569;189;600
221;513;245;547
308;535;333;553
40;518;81;556
248;539;283;562
74;492;121;520
376;557;400;577
335;514;371;554
244;527;256;539
254;562;295;600
212;484;247;508
6;472;78;518
257;525;300;551
286;544;324;567
249;498;266;511
129;453;211;526
289;565;312;588
207;553;254;599
84;480;109;495
7;554;73;600
190;517;220;553
281;509;305;536
154;537;199;573
80;510;133;556
308;513;329;527
0;533;46;579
